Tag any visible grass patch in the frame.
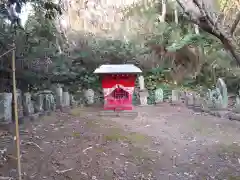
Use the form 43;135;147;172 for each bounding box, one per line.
70;108;83;116
95;147;105;153
72;132;81;138
103;128;128;142
102;127;149;144
217;143;240;155
190;119;216;135
127;132;149;143
85;119;98;128
126;146;156;173
229;176;240;180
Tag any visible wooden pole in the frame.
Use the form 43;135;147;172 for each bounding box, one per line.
12;42;22;180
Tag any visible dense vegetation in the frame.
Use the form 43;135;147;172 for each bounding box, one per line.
0;0;240;94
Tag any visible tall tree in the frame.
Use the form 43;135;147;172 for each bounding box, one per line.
0;0;62;27
176;0;240;65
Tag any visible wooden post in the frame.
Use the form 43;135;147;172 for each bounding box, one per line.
12;42;22;180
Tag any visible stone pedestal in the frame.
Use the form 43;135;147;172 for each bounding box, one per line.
43;94;51;111
49;94;56;111
55;86;63;109
193;94;203;112
139;90;149;106
23;92;34;116
63;91;70;107
185;92;194;107
171;90;180;105
34;94;44;113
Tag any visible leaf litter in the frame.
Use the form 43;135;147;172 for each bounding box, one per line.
0;106;239;179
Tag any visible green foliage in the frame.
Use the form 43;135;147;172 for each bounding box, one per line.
166;33;213;52
0;0;239;95
0;0;62;20
147;90;155;105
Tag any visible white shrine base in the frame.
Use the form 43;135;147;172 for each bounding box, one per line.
138;104;154;106
98;110;138;118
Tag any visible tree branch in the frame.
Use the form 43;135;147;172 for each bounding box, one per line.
230;11;240;34
176;0;240;66
192;0;215;27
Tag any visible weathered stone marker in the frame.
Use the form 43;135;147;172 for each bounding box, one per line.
229;93;240;121
63;91;70;107
154;88;163;104
193;93;202;111
138;75;145;90
50;94;56;111
43;94;51;111
55;86;63;109
0;93;12;124
34;94;44;112
70;94;77;107
233;95;240;113
171;90;180;105
138;76;149;105
139;91;149;106
84;89;94;105
23;92;34;116
185;92;194;107
216;78;228;109
16;89;23;119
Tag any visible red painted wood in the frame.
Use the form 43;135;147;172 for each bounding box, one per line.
101;74;136;88
99;73;137;111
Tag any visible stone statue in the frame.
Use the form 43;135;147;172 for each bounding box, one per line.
216;78;228;108
138;76;145;90
155;88;163;104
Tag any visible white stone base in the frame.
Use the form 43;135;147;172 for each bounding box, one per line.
98;110;138;117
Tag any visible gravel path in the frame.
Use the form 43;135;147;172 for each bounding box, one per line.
0;105;240;180
109;104;240;179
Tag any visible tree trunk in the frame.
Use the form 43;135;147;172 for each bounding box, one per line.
159;0;167;22
230;11;240;34
174;5;178;24
176;0;240;66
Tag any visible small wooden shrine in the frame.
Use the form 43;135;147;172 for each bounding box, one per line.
94;64;142;111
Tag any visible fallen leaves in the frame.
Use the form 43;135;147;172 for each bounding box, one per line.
55;168;73;174
1;106;240;180
0;176;13;180
21;141;44;152
82;146;93;154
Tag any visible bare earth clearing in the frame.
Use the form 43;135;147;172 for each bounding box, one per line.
1;104;240;180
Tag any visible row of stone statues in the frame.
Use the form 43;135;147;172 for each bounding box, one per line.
0;86;77;124
138;76;240;121
137;76;230;109
1;76;239;124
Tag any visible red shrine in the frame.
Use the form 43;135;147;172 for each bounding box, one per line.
94;64;142;111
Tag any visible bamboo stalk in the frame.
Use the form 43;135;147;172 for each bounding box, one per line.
0;48;15;59
12;42;22;180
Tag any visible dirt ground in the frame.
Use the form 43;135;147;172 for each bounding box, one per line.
1;103;240;180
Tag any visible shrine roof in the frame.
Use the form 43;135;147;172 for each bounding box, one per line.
94;64;142;74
